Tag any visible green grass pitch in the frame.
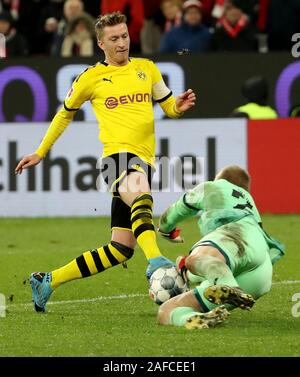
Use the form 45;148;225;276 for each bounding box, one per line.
0;215;299;356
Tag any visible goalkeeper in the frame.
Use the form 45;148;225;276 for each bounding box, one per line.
157;165;285;329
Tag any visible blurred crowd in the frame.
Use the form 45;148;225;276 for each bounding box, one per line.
0;0;299;57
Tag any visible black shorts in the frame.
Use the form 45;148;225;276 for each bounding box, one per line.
100;153;154;230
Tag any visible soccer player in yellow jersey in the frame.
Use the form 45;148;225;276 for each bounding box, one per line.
15;12;196;312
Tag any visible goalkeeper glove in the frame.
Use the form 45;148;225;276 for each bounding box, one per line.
157;227;184;243
176;255;189;287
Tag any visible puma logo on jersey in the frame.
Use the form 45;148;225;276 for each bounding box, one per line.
103;76;113;84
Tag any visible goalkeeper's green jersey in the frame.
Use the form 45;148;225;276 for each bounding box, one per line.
159;179;285;264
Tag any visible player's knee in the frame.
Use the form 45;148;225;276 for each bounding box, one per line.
110;241;134;260
111;229;137;249
127;171;150;195
189;246;227;266
185;254;197;271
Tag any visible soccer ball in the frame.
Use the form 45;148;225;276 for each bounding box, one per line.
149;266;188;305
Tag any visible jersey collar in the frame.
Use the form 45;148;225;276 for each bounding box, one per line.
100;58;132;67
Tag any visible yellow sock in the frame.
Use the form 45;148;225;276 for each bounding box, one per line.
131;193;161;260
51;242;133;289
51;259;81;289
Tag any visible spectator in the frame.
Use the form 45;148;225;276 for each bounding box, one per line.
140;0;163;54
159;0;211;53
0;10;28;56
82;0;101;18
211;0;226;20
232;0;259;24
267;0;300;51
257;0;271;32
211;0;258;51
51;0;85;55
211;0;258;24
199;0;216;26
160;0;182;32
0;0;20;20
9;0;41;55
38;0;65;55
60;13;96;57
101;0;144;52
231;76;278;119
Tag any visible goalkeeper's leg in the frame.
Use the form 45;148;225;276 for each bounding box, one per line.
182;245;255;311
157;289;230;329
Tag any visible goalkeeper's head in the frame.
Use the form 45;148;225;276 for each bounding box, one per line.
215;165;250;192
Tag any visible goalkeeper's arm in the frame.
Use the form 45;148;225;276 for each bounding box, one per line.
159;193;200;235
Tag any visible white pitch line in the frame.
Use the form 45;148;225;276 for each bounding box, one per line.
272;280;300;285
11;293;148;308
9;280;300;308
47;293;148;306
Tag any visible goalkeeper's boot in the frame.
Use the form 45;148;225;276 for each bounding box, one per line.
185;305;230;330
146;256;175;280
30;272;53;312
204;285;255;310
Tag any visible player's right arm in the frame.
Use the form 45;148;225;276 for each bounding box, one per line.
158;183;205;236
15;69;92;175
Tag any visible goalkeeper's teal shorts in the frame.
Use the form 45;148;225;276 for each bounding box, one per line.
190;216;273;312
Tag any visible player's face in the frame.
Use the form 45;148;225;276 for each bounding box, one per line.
98;23;130;66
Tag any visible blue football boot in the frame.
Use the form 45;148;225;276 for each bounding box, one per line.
30;272;53;312
146;256;175;280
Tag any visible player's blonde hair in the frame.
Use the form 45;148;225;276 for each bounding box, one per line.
95;12;127;40
215;165;250;191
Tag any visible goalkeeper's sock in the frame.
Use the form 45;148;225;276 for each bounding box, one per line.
192;254;238;287
187;271;205;284
50;241;133;289
130;193;161;260
170;307;201;326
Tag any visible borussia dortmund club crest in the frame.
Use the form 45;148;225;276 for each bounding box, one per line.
136;70;147;81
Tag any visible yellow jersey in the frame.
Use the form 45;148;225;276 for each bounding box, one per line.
35;58;181;166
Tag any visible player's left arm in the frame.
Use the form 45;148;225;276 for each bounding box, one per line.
150;61;196;118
